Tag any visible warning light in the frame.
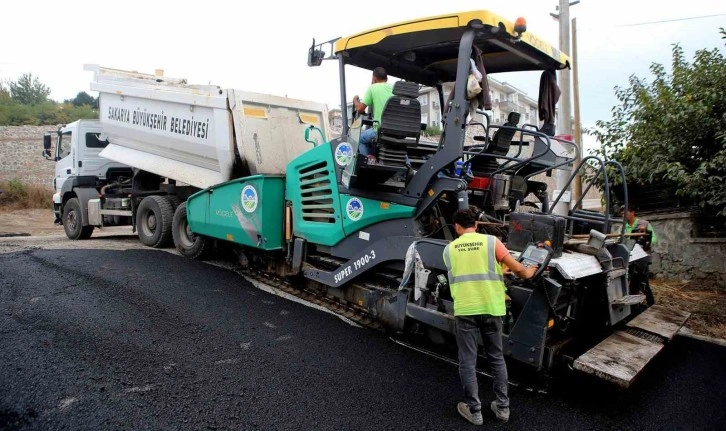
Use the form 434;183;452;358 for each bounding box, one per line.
514;17;527;34
547;319;555;328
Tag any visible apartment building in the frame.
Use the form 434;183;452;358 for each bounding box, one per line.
419;77;539;128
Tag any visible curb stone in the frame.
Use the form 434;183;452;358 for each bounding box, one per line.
677;327;726;347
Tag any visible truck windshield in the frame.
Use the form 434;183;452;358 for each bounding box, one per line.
58;132;72;159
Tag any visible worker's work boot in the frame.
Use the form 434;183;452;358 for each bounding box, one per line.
457;402;483;426
490;401;510;423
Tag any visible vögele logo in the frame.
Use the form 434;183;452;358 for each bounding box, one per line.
346;198;363;221
241;185;258;213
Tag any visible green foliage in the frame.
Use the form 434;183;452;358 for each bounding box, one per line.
8;73;51;105
4;179;28;199
588;29;726;215
0;179;53;210
425;125;441;136
65;91;97;107
0;73;98;126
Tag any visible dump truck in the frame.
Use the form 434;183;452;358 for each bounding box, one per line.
43;65;331;247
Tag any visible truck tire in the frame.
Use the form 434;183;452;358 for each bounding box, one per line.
167;195;182;213
136;195;174;248
172;201;210;259
63;197;94;240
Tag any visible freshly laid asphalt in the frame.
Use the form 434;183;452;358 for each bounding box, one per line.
1;247;725;430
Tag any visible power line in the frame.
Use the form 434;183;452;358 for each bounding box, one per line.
615;13;726;27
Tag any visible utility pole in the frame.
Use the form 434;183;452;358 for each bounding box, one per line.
550;0;579;216
571;17;583;208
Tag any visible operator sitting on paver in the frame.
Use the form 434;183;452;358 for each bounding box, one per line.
621;205;657;306
352;66;393;164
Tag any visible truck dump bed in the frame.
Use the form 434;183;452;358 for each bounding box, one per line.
85;64;330;189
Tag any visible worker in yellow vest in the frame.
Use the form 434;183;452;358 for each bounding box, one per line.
443;208;537;426
621;205;657;306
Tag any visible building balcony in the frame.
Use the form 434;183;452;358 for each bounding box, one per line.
493;99;517;111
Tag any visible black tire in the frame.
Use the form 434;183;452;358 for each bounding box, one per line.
172;201;210;259
136;195;174;248
63;197;94;240
167;195;182;213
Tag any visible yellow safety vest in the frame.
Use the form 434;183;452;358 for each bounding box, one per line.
443;232;506;317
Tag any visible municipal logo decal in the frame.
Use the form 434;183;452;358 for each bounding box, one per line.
241;185;258;213
334;142;353;166
346;198;363;221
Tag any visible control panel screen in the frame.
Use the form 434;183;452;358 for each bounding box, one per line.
521;246;549;265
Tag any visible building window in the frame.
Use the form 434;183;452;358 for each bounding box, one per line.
418;94;428;106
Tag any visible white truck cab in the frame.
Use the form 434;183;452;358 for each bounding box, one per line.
44;119;131;224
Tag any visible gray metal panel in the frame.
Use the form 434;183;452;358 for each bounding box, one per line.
331;219;414;259
511;250;603;280
88;199;102;226
229;89;331;176
405;303;456;334
73;187;102;227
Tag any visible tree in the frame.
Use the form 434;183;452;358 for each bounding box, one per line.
589;29;726;215
67;91;97;107
8;73;51;105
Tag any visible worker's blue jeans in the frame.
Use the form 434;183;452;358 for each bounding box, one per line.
455;315;509;412
358;128;377;156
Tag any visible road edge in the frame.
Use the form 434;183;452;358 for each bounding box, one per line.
677;327;726;347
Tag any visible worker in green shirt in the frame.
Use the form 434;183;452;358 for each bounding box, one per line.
352;66;393;163
443;208;537;426
621;206;656;306
623;206;657;249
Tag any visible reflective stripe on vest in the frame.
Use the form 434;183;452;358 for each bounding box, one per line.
442;232;506;316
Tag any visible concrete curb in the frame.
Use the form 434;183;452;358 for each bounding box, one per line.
677;327;726;347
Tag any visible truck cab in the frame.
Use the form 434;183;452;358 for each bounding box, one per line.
44;119;132;227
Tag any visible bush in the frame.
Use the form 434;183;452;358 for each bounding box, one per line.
0;100;98;126
425;125;441;136
0;179;53;210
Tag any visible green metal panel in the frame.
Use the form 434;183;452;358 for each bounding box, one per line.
339;195;415;236
285;143;345;246
187;175;285;251
187;188;209;228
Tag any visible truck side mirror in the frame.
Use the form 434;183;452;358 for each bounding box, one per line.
42;134;52;160
307;39;325;67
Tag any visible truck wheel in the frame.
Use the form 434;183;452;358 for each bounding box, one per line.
167;195;182;213
172;201;209;259
63;197;94;240
136;195;174;248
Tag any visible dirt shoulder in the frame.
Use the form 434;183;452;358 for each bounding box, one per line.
652;280;726;341
1;208;723;341
0;208;64;237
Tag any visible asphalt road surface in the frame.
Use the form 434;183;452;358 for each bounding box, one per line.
1;243;725;430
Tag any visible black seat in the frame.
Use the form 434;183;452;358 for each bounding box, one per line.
376;81;422;167
469;111;521;176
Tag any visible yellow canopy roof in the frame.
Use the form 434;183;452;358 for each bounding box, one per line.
334;10;569;85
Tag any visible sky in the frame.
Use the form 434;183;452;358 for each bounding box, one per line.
1;0;724;154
